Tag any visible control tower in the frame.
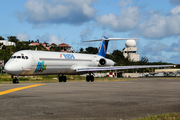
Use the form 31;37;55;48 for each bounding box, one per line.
122;39;139;61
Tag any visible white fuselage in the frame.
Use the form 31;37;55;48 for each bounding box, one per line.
4;50;115;76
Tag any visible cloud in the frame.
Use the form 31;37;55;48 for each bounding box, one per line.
96;6;141;32
136;6;180;39
95;1;180;39
16;32;30;41
36;33;65;45
170;53;180;63
80;28;93;42
102;31;114;38
140;41;168;55
137;39;180;63
170;0;180;5
49;34;65;45
117;0;132;7
137;40;169;62
150;56;169;62
18;0;97;26
168;38;180;52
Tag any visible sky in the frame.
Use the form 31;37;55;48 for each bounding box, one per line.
1;0;180;64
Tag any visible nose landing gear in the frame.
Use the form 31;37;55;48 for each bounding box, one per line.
12;75;19;84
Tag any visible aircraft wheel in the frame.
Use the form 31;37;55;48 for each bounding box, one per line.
13;77;19;84
13;79;16;84
63;76;67;82
16;79;19;83
86;75;90;82
86;75;94;82
91;76;94;82
59;76;62;82
59;76;67;82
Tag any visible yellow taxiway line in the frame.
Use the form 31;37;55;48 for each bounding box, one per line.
0;84;45;96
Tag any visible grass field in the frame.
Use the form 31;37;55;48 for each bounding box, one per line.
134;113;180;120
0;74;139;83
1;74;180;84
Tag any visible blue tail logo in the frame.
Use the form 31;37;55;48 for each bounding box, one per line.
97;36;109;57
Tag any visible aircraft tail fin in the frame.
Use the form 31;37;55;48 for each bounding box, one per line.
97;36;109;57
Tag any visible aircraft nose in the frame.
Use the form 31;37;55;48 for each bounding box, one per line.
5;58;33;75
4;62;23;75
4;62;13;73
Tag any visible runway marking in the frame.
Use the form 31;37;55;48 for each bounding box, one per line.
0;84;29;86
0;84;45;96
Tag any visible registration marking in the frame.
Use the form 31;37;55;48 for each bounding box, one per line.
0;84;45;96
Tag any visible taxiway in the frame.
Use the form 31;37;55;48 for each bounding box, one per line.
0;78;180;120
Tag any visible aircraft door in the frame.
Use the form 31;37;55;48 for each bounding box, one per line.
28;53;35;66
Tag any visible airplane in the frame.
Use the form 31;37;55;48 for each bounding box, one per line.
4;36;174;84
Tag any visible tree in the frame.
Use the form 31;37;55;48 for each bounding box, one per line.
31;40;34;43
85;47;98;54
140;56;149;65
36;39;39;43
16;42;24;50
80;48;84;53
0;36;5;40
7;36;19;44
110;50;130;66
51;43;57;47
0;47;13;63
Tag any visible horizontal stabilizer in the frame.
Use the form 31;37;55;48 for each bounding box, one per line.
84;38;139;42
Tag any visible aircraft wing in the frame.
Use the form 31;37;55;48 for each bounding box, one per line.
76;65;175;72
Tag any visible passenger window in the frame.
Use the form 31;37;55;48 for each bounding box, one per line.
17;56;21;58
13;56;16;58
25;56;28;59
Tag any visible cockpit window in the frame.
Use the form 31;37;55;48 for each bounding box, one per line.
10;55;28;59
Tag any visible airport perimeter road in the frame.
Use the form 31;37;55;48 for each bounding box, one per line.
0;78;180;120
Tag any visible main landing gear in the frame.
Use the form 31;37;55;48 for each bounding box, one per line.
58;73;94;82
86;72;94;82
58;75;67;82
12;75;19;84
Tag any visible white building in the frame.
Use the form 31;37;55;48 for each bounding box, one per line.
122;40;139;61
0;40;16;46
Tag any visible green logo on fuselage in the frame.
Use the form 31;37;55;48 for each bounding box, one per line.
34;61;47;73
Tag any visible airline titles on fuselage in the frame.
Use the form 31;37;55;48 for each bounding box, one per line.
60;54;75;59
